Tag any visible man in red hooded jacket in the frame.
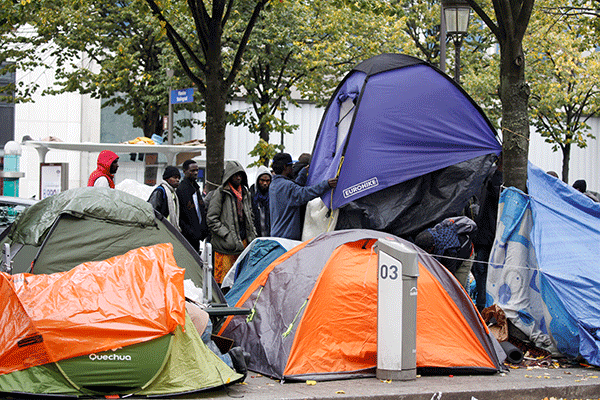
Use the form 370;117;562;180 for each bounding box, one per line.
88;150;119;188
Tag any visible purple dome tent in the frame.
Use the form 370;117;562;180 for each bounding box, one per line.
307;53;502;237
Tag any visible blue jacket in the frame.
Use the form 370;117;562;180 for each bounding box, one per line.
269;173;330;240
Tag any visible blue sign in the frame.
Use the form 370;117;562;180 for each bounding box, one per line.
170;88;194;104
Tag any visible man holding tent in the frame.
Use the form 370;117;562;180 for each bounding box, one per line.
269;152;337;240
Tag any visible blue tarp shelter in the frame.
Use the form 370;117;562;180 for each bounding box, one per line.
488;163;600;365
307;53;502;237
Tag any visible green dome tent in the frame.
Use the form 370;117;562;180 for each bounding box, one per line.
1;187;225;305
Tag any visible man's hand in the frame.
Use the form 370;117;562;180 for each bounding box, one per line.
328;178;338;188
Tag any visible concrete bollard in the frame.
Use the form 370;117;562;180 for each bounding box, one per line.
375;239;419;381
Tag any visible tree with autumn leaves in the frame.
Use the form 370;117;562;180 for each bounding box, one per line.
1;0;200;138
527;0;600;183
142;0;410;184
4;0;600;190
464;0;534;192
237;1;407;167
464;0;600;184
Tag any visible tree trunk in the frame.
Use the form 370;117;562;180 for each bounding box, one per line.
203;17;227;193
499;40;530;192
259;111;270;143
142;107;161;138
204;80;227;193
561;143;571;184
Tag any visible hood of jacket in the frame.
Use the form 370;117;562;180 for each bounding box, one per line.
255;165;272;186
221;160;248;188
96;150;119;175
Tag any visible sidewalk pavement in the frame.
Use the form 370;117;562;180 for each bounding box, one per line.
174;365;600;400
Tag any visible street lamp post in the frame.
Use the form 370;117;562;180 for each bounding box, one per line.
166;68;174;145
440;0;471;84
440;4;446;74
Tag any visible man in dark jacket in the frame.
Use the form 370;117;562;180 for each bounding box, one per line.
176;160;209;253
249;165;272;237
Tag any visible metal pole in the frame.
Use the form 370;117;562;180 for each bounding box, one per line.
167;69;174;145
202;242;213;305
440;3;446;73
168;95;173;145
454;36;462;84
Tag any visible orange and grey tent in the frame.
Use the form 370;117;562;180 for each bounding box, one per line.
219;230;504;381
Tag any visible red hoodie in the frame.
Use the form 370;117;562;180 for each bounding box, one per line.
88;150;119;188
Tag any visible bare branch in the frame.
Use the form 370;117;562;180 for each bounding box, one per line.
222;0;235;29
188;0;209;55
226;0;269;87
144;0;207;91
468;0;502;40
515;0;535;42
495;0;515;41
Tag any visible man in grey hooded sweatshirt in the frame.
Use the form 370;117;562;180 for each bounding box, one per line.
206;160;256;284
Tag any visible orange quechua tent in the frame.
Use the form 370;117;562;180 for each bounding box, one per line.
0;243;185;376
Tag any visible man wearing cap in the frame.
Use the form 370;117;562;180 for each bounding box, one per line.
269;152;337;240
573;179;600;202
148;166;181;231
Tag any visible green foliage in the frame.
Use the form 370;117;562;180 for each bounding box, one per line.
527;0;600;148
0;0;44;103
391;0;442;65
0;0;33;36
230;0;411;167
461;34;502;129
247;138;283;168
524;0;600;179
291;1;407;106
42;0;202;137
2;0;200;137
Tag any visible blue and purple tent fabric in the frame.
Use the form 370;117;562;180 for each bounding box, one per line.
487;163;600;365
307;54;502;236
